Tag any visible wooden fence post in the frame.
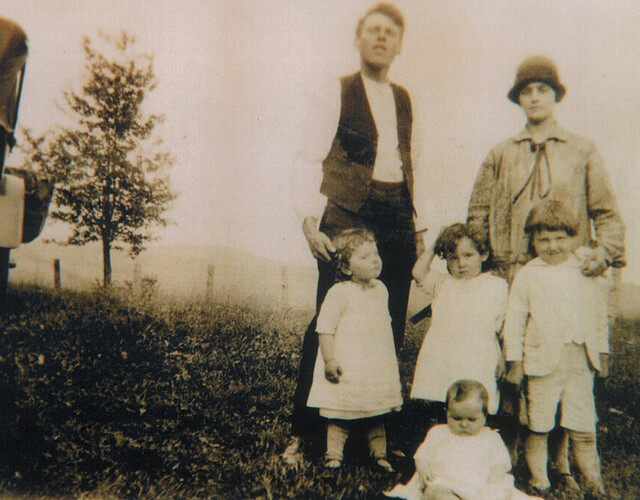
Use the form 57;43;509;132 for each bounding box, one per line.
280;265;288;308
206;264;215;300
53;259;61;290
133;263;142;294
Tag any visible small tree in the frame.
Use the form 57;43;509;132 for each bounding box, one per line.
21;32;176;285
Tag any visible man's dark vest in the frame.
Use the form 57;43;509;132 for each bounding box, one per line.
320;72;413;213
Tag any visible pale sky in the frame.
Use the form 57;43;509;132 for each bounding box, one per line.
3;0;639;282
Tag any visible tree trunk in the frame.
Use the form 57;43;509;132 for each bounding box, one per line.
101;236;112;286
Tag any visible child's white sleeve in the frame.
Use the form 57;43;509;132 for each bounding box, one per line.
413;427;441;493
415;269;446;304
494;278;509;336
475;431;514;500
414;425;443;461
502;271;530;361
489;430;513;472
316;285;346;335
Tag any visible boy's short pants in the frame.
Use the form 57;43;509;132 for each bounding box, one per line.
526;342;596;433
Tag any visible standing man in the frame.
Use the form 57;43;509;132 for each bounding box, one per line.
467;54;625;487
284;3;428;462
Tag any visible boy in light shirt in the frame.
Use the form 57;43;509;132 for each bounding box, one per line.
503;199;609;499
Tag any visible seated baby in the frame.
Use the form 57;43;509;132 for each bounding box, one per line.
385;380;540;500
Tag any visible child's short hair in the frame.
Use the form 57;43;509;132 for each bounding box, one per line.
434;222;490;260
356;3;405;38
332;228;376;282
446;379;489;416
524;199;578;237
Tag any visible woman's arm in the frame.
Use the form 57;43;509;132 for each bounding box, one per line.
585;143;625;270
467;151;497;230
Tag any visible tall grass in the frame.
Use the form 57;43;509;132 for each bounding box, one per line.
0;284;638;499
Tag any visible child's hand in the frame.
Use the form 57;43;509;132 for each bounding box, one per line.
504;361;524;387
597;353;610;378
324;359;342;384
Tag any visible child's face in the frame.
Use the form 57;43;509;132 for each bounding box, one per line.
345;240;382;285
445;237;487;280
447;396;486;437
532;229;573;265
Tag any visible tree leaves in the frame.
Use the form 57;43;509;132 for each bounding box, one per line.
19;31;176;285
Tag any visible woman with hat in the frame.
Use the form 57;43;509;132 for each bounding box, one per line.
465;55;625;495
468;54;625;283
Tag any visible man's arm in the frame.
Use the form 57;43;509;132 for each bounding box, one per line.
410;91;429;237
290;77;342;262
410;94;458;256
302;216;335;262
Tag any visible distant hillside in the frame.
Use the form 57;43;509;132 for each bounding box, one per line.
9;241;640;318
9;241;318;309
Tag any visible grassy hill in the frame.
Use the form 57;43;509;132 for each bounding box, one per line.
0;285;638;499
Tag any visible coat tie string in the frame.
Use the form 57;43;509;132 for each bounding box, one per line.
512;141;552;204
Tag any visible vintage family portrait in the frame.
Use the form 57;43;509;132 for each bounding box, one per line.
0;1;637;498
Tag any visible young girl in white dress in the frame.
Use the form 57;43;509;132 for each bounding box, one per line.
385;380;541;500
306;228;403;471
307;228;402;471
410;223;508;423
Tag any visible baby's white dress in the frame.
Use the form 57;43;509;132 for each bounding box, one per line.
410;272;508;414
307;280;403;418
384;425;541;500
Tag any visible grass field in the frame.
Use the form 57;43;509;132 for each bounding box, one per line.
0;284;638;499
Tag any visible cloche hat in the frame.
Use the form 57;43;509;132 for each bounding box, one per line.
508;55;566;104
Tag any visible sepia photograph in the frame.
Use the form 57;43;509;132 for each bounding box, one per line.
0;1;638;498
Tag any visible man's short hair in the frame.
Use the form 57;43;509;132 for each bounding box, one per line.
356;3;405;38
